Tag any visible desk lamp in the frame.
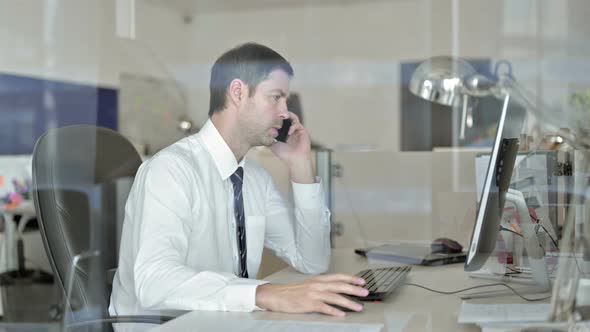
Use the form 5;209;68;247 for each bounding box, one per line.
409;56;477;140
410;56;590;323
410;56;589;149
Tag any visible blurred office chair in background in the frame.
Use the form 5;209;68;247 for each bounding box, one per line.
32;125;172;331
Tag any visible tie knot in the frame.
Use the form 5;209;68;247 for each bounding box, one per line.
230;167;244;185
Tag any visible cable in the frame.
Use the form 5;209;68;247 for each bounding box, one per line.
499;225;523;238
498;226;560;276
508;221;521;235
531;221;564;276
406;282;551;302
531;218;559;249
530;217;587;276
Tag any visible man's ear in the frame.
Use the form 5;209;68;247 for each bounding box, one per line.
228;79;247;107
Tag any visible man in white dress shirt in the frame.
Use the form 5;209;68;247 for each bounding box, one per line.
110;43;368;319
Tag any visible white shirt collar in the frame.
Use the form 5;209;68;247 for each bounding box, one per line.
199;119;245;180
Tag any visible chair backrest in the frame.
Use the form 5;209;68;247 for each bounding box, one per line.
32;125;142;318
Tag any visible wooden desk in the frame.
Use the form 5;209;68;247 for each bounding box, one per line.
152;249;535;332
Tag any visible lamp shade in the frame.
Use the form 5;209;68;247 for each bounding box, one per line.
409;56;477;107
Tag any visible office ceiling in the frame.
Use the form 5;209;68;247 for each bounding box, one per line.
144;0;366;15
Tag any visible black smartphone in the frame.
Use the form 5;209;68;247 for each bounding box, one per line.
276;119;292;143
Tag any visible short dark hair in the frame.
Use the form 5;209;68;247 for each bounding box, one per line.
208;43;294;116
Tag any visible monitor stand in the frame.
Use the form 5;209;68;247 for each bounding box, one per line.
461;189;552;299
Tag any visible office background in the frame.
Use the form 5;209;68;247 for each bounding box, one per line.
0;0;589;322
2;0;586;151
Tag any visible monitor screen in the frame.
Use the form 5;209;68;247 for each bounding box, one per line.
464;96;526;271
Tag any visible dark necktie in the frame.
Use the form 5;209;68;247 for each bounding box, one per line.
230;167;248;278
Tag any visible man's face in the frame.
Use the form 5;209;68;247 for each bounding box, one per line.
240;69;290;147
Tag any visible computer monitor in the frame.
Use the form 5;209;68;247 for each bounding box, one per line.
464;95;527;271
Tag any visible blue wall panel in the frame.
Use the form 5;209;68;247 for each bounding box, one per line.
0;73;118;154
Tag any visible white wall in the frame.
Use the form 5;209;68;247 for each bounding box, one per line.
180;0;583;151
183;0;433;151
1;0;585;148
0;0;190;87
2;0;582;148
0;0;192;155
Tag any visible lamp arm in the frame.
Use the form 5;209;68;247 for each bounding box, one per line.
499;75;590;149
460;95;468;140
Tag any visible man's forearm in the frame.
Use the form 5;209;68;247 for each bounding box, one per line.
287;154;315;184
287;194;331;274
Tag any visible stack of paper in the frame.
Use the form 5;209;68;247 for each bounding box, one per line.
458;302;551;325
457;302;589;331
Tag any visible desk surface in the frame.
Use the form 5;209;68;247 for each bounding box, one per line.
153;249;540;332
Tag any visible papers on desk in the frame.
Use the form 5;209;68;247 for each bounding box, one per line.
458;302;551;325
150;310;384;332
457;302;590;330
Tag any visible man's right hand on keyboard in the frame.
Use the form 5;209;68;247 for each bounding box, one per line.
255;273;369;317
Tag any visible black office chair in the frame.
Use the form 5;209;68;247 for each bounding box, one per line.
32;125;173;331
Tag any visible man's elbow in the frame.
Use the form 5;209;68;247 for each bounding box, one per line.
134;271;166;309
135;282;162;309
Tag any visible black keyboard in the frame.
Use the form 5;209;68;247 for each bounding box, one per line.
352;266;412;301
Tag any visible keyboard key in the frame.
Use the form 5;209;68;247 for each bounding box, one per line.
351;266;412;301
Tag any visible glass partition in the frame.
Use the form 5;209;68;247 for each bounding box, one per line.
0;0;588;329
